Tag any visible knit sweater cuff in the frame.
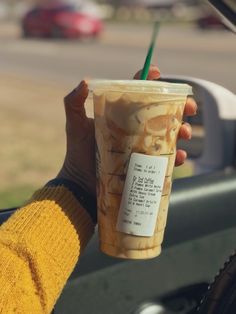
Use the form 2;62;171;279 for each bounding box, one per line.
1;186;95;275
46;178;97;223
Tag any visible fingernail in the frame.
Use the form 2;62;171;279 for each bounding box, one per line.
187;126;192;140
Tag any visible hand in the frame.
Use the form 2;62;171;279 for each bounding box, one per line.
57;80;96;196
58;66;197;196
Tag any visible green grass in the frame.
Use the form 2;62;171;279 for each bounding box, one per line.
173;161;194;180
0;185;37;210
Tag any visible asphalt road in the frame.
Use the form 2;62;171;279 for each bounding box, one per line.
0;22;236;92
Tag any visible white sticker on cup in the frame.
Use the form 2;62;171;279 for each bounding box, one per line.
116;153;168;237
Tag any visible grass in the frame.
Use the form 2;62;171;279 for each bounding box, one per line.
173;161;194;180
0;74;68;208
0;185;36;210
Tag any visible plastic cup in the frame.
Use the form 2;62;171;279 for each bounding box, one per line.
91;80;192;259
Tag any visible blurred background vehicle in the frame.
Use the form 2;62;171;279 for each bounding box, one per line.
197;13;227;30
22;1;104;39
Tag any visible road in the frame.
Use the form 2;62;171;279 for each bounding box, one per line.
0;22;236;92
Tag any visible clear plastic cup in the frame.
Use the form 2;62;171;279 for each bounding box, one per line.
91;80;192;259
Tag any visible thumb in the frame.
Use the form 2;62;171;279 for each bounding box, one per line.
64;80;91;139
64;80;89;119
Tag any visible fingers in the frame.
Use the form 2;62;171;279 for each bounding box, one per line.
64;80;89;118
184;97;197;116
133;64;161;80
176;98;196;166
175;149;187;167
178;122;192;140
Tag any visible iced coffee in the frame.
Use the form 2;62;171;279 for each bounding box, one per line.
92;80;192;259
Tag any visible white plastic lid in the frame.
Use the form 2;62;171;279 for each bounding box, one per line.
89;79;192;95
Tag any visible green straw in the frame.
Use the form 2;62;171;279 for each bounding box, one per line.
140;22;160;80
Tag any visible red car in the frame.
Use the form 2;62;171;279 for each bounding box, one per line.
197;13;228;30
22;3;103;39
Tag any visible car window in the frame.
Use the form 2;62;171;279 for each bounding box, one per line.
3;0;235;204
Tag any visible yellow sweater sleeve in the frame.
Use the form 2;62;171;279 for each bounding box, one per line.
0;186;95;314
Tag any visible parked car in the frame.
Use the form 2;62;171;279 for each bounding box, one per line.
197;13;227;30
22;3;103;39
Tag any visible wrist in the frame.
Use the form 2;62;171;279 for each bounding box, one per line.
57;162;96;197
46;178;97;224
